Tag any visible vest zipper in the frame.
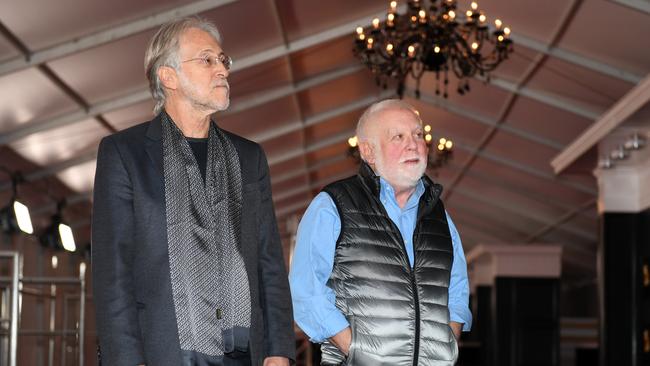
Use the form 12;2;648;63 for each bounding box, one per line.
411;271;420;366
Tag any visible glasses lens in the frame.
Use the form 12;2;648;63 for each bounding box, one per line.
220;54;232;70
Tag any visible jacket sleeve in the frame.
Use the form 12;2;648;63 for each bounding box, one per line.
255;147;296;361
91;137;146;365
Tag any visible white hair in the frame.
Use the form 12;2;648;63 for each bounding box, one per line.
144;16;223;115
355;99;422;162
356;99;421;142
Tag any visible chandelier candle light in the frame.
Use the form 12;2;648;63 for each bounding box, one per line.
354;0;513;98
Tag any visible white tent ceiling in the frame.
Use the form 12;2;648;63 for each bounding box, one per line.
1;0;649;280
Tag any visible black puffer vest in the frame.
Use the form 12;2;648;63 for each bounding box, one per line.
320;163;457;366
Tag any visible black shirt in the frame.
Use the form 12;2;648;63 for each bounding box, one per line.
187;137;208;182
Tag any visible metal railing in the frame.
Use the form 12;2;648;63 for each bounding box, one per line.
0;251;87;366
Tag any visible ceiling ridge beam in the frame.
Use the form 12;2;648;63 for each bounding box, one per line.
434;202;597;258
0;4;604;146
443;0;585;201
0;62;362;146
272;163;596;242
525;198;597;242
229;8;392;71
0;89;151;145
272;154;347;186
0;0;238;77
416;93;565;150
0;48;366;146
453;186;596;241
609;0;650;15
509;29;642;84
272;153;582;218
0;149;97;191
264;114;596;195
2;1;597;145
0;71;371;194
453;139;596;195
273;170;352;203
449;202;532;238
408;88;597;195
221;63;363;118
4;83;593;205
8;72;573;190
270;151;596;225
268;129;355;166
1;72;566;193
267;0;317;196
551;72;650;174
275;184;597;261
248;92;380;143
444;161;596;217
269;117;597;195
489;76;602;120
276;197;313;218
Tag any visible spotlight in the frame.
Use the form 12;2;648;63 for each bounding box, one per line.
598;156;613;169
0;169;33;235
39;201;76;252
609;145;629;160
623;133;646;150
1;200;34;234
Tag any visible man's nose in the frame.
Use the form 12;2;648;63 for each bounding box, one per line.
405;134;418;150
214;62;229;78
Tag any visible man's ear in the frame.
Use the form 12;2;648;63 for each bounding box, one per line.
359;140;376;165
158;66;178;90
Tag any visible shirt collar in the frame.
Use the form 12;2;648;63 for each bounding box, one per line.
379;177;425;212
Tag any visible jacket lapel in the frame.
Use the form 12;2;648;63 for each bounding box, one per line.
145;115;164;178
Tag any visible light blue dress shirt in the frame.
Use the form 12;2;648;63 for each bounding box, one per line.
289;177;472;343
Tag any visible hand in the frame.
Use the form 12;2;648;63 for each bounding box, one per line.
450;321;463;340
329;327;352;356
263;356;290;366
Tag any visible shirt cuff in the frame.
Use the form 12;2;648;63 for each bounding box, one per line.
313;309;349;343
449;302;473;332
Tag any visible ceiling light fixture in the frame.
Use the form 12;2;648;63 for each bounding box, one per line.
354;0;513;98
40;200;76;252
0;169;33;235
598;132;647;170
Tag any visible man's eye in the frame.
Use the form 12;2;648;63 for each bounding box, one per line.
393;134;403;140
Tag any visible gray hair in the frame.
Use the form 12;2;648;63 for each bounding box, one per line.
144;16;223;115
356;99;422;142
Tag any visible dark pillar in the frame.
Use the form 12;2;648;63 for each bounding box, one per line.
493;278;560;366
475;285;494;366
600;208;650;366
467;245;562;366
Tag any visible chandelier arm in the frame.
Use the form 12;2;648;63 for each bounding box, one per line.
352;0;513;98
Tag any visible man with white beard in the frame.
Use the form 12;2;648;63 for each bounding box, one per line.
289;99;472;365
92;17;294;366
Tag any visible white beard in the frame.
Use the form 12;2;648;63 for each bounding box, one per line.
178;72;230;112
373;145;426;190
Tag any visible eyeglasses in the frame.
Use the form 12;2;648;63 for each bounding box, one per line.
182;53;232;70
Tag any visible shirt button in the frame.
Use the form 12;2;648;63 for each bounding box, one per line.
216;308;223;320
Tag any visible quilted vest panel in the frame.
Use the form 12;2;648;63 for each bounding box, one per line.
320;164;457;366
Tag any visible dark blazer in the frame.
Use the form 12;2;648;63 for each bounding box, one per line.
91;115;295;365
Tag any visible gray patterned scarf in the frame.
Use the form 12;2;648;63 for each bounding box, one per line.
161;111;251;357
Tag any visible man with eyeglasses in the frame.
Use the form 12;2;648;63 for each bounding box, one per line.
92;17;294;366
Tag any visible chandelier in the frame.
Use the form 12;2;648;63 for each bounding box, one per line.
347;123;453;175
353;0;513;98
